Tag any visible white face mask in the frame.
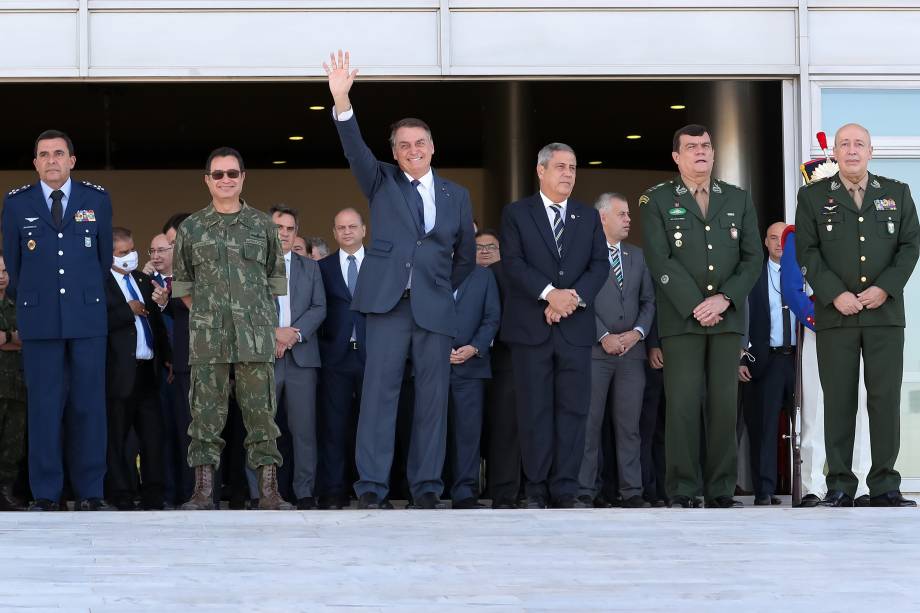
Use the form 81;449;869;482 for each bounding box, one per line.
114;250;139;273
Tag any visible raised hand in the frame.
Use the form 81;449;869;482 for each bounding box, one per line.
322;49;359;112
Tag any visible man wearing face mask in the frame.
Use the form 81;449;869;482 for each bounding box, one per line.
103;227;171;510
1;130;113;511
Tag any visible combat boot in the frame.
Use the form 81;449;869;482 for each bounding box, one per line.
258;464;293;510
181;465;216;510
0;484;27;511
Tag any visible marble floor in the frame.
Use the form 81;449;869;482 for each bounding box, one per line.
1;501;919;612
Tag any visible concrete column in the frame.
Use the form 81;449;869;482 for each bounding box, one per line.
482;81;533;230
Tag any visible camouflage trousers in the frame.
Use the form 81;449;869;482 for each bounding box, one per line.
187;362;283;470
0;398;26;483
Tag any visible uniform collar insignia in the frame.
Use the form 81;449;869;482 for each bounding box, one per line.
870;178;881;189
830;180;840;191
711;181;722;194
675;184;688;196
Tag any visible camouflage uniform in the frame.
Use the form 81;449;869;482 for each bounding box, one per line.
172;201;287;470
0;294;26;485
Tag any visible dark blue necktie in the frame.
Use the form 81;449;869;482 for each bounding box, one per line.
410;179;426;233
123;273;154;351
346;254;358;296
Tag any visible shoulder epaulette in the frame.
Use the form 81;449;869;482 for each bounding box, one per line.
6;184;32;197
873;175;903;185
645;180;671;194
715;178;743;192
803;176;831;189
81;180;106;192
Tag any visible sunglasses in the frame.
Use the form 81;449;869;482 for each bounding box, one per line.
207;169;242;180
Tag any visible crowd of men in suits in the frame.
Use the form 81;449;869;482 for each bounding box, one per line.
0;51;916;512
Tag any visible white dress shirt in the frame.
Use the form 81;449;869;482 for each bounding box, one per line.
767;259;797;347
110;269;154;360
539;191;569;300
40;178;72;216
277;251;293;328
339;246;365;286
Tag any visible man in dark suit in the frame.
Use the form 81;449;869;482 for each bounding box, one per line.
245;205;326;509
640;317;669;507
317;207;367;509
323;50;476;509
104;226;171;510
477;230;522;509
1;130;113;511
578;193;656;509
500;142;608;508
739;222;796;506
447;264;500;509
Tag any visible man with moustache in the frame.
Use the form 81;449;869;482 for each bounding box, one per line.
1;130;113;511
500;143;608;509
640;124;762;509
796;123;920;507
171;147;291;511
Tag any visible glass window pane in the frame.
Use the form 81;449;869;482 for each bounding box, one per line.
821;89;920;137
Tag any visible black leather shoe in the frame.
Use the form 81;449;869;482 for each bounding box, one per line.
552;495;589;509
452;497;483;509
412;492;447;509
669;495;694;509
706;496;743;508
357;492;380;509
854;494;871;507
379;497;395;510
28;498;59;512
870;490;917;507
817;490;854;507
797;493;821;508
77;498;112;511
622;495;652;508
754;496;781;506
734;485;753;496
297;497;317;510
576;494;596;508
0;485;27;511
524;496;548;509
492;498;518;509
110;497;136;511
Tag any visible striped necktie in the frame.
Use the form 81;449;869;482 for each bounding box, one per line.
549;204;564;257
610;245;623;288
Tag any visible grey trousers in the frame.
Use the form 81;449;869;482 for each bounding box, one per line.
246;354;318;500
578;355;646;499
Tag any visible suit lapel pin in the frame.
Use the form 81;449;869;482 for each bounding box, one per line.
570;214;575;220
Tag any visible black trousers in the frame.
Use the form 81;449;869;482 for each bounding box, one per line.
510;328;591;501
105;360;165;508
744;351;795;498
485;366;520;505
640;365;668;502
316;348;363;502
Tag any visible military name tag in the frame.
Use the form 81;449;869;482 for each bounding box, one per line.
27;239;35;251
85;237;92;247
668;207;687;216
730;227;739;240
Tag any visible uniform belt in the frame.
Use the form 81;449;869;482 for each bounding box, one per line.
349;341;359;351
401;289;411;299
769;346;795;356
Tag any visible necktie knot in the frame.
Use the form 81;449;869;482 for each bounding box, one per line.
50;190;64;228
347;255;355;262
411;179;420;187
51;190;64;202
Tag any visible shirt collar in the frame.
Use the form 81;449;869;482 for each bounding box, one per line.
607;241;621;252
539;191;568;210
340;245;365;264
839;173;869;194
767;258;781;273
40;178;72;203
405;169;434;191
284;250;292;263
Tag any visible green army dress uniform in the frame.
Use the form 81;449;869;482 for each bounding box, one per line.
172;200;288;470
640;177;763;501
0;295;26;486
795;172;920;497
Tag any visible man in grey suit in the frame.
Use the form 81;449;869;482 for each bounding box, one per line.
323;50;476;509
577;193;656;508
247;205;326;509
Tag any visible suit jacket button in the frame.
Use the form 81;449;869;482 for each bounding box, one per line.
417;241;422;246
559;271;564;276
60;288;66;294
58;233;63;238
405;262;411;268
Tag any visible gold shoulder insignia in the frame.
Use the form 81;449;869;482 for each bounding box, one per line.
638;194;650;206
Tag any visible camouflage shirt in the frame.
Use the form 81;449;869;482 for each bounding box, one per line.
0;294;25;400
172;200;287;364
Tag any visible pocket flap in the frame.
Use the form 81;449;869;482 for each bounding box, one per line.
249;310;275;326
369;239;393;253
192;241;218;265
190;310;223;329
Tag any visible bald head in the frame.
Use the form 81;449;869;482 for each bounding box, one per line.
834;123;873;184
765;222;787;263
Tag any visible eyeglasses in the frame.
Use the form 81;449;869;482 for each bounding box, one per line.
476;244;499;252
148;246;174;256
207;169;242;180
